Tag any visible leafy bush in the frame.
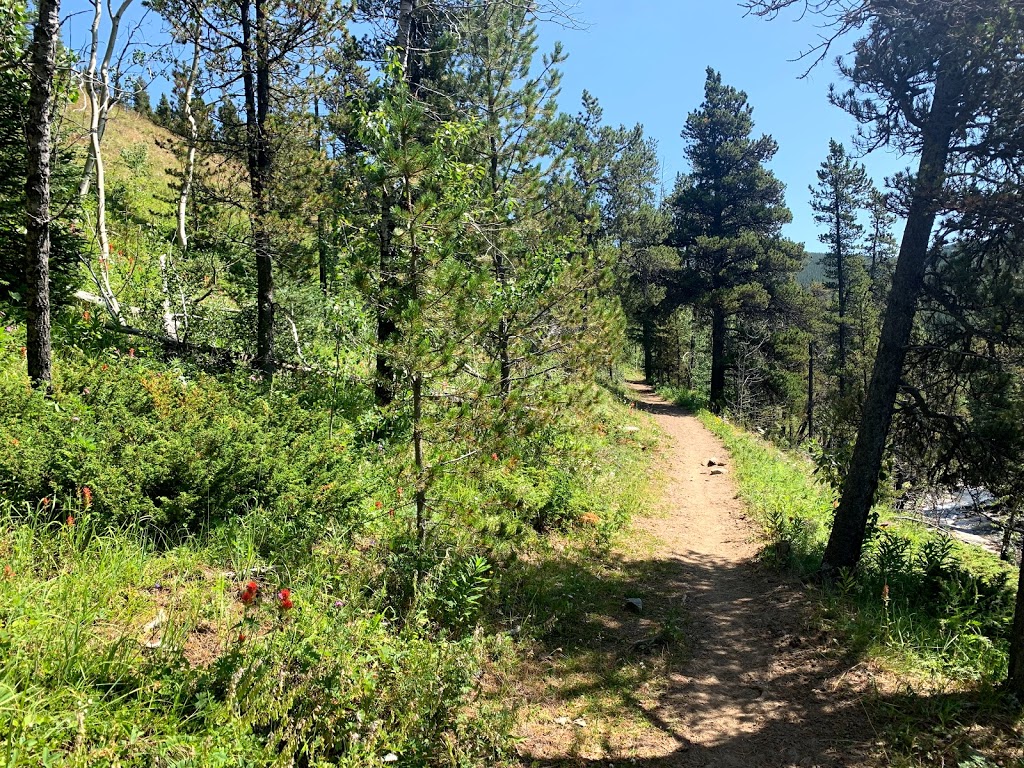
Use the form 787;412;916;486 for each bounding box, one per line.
0;340;368;551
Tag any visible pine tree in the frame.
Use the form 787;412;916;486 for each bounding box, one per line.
154;93;172;126
669;68;802;412
810;139;870;398
746;0;1024;576
131;76;151;116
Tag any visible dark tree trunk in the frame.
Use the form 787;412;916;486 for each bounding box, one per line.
641;315;655;383
24;0;60;390
1006;544;1024;696
315;94;328;295
241;0;274;375
807;340;815;439
375;0;420;408
820;68;959;575
710;306;727;413
687;307;697;390
375;187;397;407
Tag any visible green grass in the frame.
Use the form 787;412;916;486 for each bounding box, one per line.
0;319;656;766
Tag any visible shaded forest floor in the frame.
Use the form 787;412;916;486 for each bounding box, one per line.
515;382;882;767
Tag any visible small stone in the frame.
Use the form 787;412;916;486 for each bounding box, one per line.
710;468;726;476
572;717;587;727
554;716;570;725
624;598;643;614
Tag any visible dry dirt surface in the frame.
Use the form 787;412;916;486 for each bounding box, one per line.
516;382;878;768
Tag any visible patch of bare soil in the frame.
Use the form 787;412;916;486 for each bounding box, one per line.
516;382;878;767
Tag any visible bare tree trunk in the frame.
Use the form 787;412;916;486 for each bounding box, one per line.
807;340;815;439
641;315;655;383
688;306;697;391
25;0;61;390
396;0;416;72
78;0;134;199
710;306;727;413
314;92;328;295
1006;541;1024;696
820;68;959;575
241;0;275;375
176;34;201;252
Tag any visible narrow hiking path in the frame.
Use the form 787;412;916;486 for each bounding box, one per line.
517;382;878;768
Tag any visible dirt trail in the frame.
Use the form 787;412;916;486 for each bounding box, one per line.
518;382;876;767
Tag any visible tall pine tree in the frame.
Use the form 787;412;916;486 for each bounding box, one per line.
669;68;802;412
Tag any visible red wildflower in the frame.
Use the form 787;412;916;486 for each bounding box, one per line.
129;348;136;358
83;311;91;322
3;564;14;580
101;363;108;371
240;580;258;605
375;500;383;509
82;486;93;508
278;588;293;611
41;497;50;506
67;515;75;527
19;346;25;357
491;453;499;461
237;633;247;642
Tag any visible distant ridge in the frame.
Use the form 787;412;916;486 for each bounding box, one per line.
798;252;827;286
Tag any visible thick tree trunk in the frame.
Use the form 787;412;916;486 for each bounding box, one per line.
1006;546;1024;696
641;315;655;383
241;0;275;375
820;69;959;575
24;0;60;390
710;306;727;413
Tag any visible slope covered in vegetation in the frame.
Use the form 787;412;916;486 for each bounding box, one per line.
0;324;656;765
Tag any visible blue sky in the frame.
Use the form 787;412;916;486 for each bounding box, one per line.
536;0;910;248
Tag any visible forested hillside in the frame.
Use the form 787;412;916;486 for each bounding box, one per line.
3;0;1024;765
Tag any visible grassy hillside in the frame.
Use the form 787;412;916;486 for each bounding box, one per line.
0;326;658;765
64;103;180;222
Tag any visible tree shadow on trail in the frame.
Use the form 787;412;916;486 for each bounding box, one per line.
511;541;1018;768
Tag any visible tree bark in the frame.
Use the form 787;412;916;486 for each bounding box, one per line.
1006;543;1024;696
375;0;419;406
176;34;201;253
710;305;727;413
807;340;815;439
241;0;275;375
78;0;134;200
820;67;959;575
641;315;655;383
24;0;60;390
